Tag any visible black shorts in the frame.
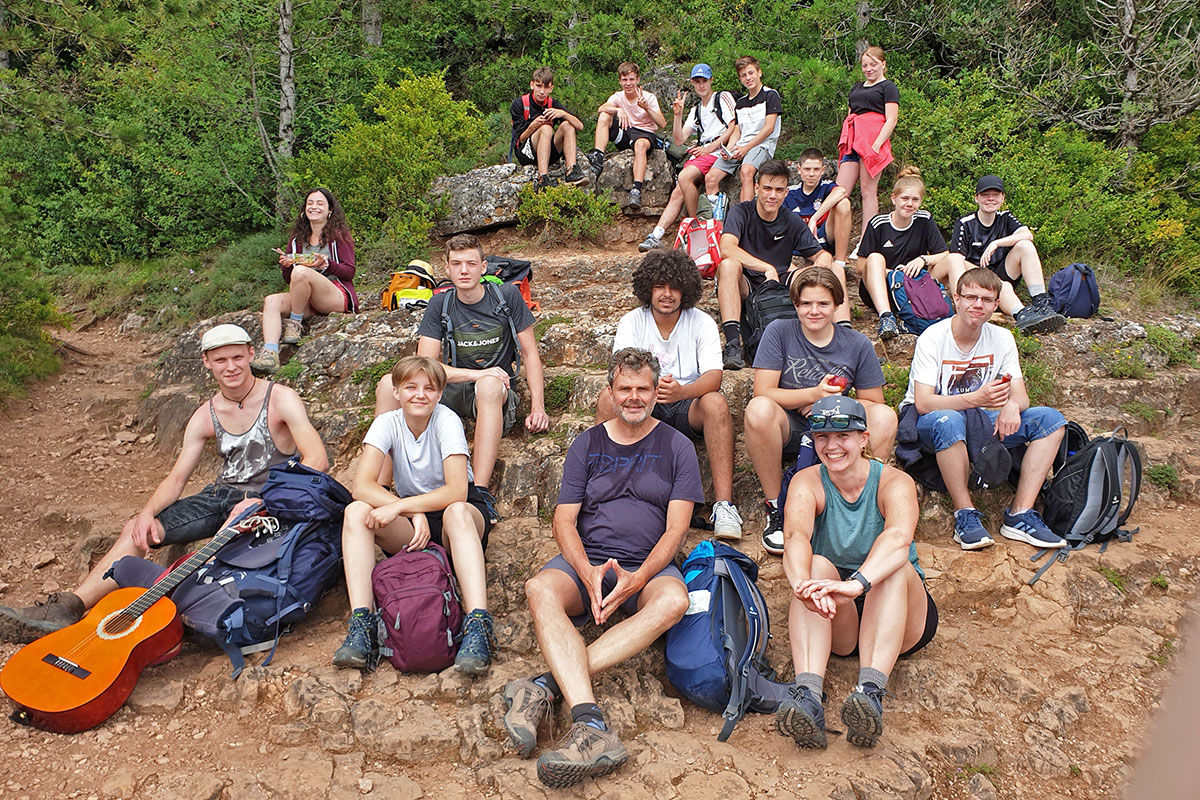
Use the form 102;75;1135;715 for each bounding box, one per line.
383;484;493;555
652;398;701;438
982;254;1018;286
608;119;660;151
833;565;938;658
154;484;260;548
515;132;564;168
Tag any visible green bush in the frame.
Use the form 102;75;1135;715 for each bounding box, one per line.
0;262;68;399
517;184;619;241
1145;325;1198;367
882;363;910;410
1147;464;1181;494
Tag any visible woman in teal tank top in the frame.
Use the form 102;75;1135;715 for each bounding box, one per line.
772;395;937;752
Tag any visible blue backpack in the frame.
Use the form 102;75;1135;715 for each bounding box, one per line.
886;269;953;335
665;541;793;741
1049;263;1100;318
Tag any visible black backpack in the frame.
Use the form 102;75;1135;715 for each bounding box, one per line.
741;279;798;362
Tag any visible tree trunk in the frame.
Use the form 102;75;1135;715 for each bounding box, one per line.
276;0;296;220
1;1;9;71
856;1;870;57
362;0;381;47
1117;0;1143;152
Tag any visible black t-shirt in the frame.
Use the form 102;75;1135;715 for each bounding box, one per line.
723;200;822;270
848;80;899;115
858;210;948;269
950;210;1024;264
417;283;536;377
510;95;569;145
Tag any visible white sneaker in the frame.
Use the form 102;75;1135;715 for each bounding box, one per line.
848;242;860;261
710;501;743;540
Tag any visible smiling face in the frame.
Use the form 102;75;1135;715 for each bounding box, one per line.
690;75;712;98
610;366;657;427
305;191;331;226
975;189;1005;214
737;63;762;92
619;71;641;96
391;368;442;421
202;344;255;394
650;283;682;317
796;284;837;336
813;429;868;472
860;53;886;82
755;172;790;216
891;184;924;221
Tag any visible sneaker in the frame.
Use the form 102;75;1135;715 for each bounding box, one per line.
0;592;85;644
585;149;605;177
475;486;502;524
1014;296;1066;335
722;340;745;371
502;677;556;758
953;508;996;550
563;165;587;185
841;683;885;747
281;318;303;345
535;174;550;192
762;502;785;555
849;241;861;261
332;607;379;671
454;608;496;674
627;188;642;210
1000;507;1067;548
710;501;743;540
877;314;900;341
536;719;629;789
711;192;728;222
774;685;827;749
250;349;281;374
638;233;661;253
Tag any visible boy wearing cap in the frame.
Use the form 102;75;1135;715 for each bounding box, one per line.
511;67;587;191
0;324;329;643
638;64;737;251
586;61;666;210
947;176;1065;334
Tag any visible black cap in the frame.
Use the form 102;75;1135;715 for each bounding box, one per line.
976;175;1005;194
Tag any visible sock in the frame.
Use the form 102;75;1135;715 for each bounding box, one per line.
652;225;665;240
571;703;607;730
836;320;853;328
722;321;741;347
532;672;561;699
796;672;824;698
1029;283;1046;298
1012;302;1026;314
288;312;303;323
858;667;889;690
765;498;778;510
264;342;280;353
632;180;643;190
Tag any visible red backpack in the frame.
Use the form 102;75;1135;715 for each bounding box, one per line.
372;543;463;673
674;217;723;278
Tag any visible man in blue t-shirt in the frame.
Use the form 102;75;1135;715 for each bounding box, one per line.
501;348;703;789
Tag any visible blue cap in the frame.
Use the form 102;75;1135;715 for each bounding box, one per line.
809;395;868;432
690;64;713;79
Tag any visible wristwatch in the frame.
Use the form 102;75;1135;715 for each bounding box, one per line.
848;570;872;595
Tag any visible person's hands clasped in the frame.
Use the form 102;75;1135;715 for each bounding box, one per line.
599;561;643;624
578;559;614;625
795;577;862;620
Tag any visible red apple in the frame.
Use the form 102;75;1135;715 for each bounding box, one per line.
828;375;850;391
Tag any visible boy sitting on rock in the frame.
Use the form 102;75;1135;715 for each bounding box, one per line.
511;66;587;191
586;61;665;211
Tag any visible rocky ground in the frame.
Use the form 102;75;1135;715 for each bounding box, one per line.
2;230;1199;800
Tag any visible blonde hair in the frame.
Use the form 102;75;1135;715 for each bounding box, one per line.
892;165;926;199
862;46;886;66
390;356;447;393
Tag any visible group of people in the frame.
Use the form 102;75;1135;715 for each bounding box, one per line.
0;49;1083;791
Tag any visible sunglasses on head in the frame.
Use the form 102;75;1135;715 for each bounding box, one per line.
809;413;865;430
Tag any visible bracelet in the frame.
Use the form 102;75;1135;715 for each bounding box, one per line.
848;570;872;595
919;255;929;268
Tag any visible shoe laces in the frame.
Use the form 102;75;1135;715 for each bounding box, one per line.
461;611;496;652
711;502;742;524
956;508;985;528
854;682;886;707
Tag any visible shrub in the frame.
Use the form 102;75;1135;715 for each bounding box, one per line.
517;184;619;241
544;375;574;414
1147;464;1181;494
1098;344;1149;379
0;261;69;399
882;363;910;410
1144;325;1198;367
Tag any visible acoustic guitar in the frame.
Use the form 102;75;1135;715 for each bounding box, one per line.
0;504;273;733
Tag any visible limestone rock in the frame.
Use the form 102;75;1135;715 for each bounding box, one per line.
430;162;542;235
967;773;999;800
595;150;676;215
1023;725;1072;776
128;679;184;714
145;773;224;800
934;719;999;765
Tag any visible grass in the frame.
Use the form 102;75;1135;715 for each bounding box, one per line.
1120;399;1159;424
275;358;305;381
351;358;400;386
1012;328;1043;358
1145;324;1199;367
1151;574;1169;590
1022;361;1057;407
882;363;910;410
535;315;572;341
1096;565;1127;595
544;374;574;414
1146;463;1181;494
964;764;997;777
1098;343;1150;379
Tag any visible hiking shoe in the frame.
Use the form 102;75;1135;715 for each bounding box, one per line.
250;349;281;375
1014;295;1066;335
0;592;85;644
563;165;587;185
849;241;861;261
762;503;785;555
475;486;502;524
1000;507;1067;549
775;685;827;749
454;609;496;675
722;340;745;370
502;677;556;758
332;607;379;671
534;174;550;192
842;683;885;747
877;314;900;340
711;501;743;540
638;233;661;252
281;318;303;344
627;188;642;210
536;719;629;788
585;149;605;177
953;508;995;550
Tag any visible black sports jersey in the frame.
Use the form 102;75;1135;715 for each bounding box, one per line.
723;200;822;270
510;95;570;145
950;210;1024;264
848;80;899;115
858;210;947;269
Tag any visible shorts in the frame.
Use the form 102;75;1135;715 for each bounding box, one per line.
541;554;685;627
834;566;938;658
682;152;720;175
383;484;493;555
916;406;1066;454
982;253;1018;285
712;144;774;176
515;133;564;168
441;381;520;436
652;398;701;438
784;409;812;456
743;264;797;292
608;120;660;151
154;484;260;548
839;151;861;164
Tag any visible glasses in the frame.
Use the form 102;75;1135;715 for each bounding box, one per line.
809;414;866;429
957;293;999;305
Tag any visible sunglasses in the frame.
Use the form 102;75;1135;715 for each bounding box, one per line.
809;413;866;430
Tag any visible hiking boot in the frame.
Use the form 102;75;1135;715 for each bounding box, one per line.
454;608;496;675
1014;295;1066;335
475;486;502;524
762;502;785;555
502;677;556;758
534;174;550;192
722;340;745;371
1000;507;1067;549
627;188;642;211
775;685;827;749
536;719;629;788
250;349;281;375
638;233;661;253
585;149;605;177
0;592;85;644
332;607;379;671
710;501;743;540
841;683;885;747
563;165;587;186
281;318;303;345
876;314;900;340
953;508;995;551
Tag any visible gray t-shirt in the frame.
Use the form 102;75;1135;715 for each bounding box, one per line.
417;284;536;377
556;422;704;565
362;404;473;496
753;320;885;391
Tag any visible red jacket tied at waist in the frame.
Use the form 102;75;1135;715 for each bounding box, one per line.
838;112;893;179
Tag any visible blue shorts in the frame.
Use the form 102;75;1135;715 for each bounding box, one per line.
839;151;861;164
916;406;1066;454
541;554;685;627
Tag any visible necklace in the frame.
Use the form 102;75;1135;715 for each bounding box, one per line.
222;376;257;409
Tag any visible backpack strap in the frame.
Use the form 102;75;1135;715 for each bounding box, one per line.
487;281;523;375
521;93;532;120
440;292;458;367
713;556;768;742
254;521;311;673
1111;430;1142;528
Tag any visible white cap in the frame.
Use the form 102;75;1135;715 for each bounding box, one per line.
200;324;252;353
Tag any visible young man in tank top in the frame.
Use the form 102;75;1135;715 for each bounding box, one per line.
0;324;329;643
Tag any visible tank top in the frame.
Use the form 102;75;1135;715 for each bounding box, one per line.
210;382;294;492
813;459;923;578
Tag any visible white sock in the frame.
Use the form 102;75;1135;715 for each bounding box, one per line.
652;226;665;240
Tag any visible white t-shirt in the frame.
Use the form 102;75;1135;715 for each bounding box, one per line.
362;404;472;497
606;89;662;132
683;91;736;144
900;318;1023;409
613;307;722;385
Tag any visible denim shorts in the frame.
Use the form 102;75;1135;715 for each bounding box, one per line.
541;554;685;627
916;406;1066;453
154;484;258;548
839;151;862;164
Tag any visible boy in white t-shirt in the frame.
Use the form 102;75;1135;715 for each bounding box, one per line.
587;61;666;210
705;55;784;204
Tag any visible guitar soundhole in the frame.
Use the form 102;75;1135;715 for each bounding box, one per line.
97;610;142;640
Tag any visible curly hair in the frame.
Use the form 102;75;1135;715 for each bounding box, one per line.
631;249;704;310
289;188;351;245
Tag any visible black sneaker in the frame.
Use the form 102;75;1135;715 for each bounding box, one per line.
585;149;605;177
332;607;379;671
762;502;784;555
1014;295;1066;334
627;188;642;210
775;685;827;749
475;486;502;524
454;609;496;674
877;314;900;340
563;165;587;185
722;340;745;370
841;682;885;747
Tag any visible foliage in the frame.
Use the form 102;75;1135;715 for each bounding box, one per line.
0;263;68;400
1096;565;1127;595
544;375;574;414
1146;464;1182;494
1098;344;1149;379
517;184;619;242
351;358;400;386
1151;574;1169;590
535;316;573;341
1021;361;1056;407
1119;400;1160;424
1144;325;1198;367
881;363;910;410
275;358;306;381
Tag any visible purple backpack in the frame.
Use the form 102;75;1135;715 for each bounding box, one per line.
887;269;953;334
372;543;463;673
